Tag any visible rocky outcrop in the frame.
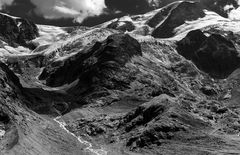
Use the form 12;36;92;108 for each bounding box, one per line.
177;30;240;78
152;1;205;38
176;29;207;59
0;62;23;91
146;2;180;28
107;20;135;32
0;13;39;49
39;33;142;87
119;95;210;149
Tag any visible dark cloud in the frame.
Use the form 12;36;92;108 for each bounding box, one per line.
0;0;105;26
1;0;110;26
0;0;127;27
28;0;106;23
104;0;178;14
105;0;151;14
1;0;76;26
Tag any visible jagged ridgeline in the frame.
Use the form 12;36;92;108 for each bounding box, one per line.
1;0;240;154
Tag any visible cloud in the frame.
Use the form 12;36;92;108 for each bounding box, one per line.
229;8;240;20
0;0;14;9
228;0;240;20
224;4;234;11
30;0;106;23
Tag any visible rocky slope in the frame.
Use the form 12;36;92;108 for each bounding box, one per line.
0;13;39;49
1;0;240;154
177;29;240;78
152;1;206;38
0;62;86;155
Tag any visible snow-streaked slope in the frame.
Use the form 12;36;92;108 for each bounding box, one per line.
173;10;240;40
1;1;240;67
27;3;240;66
35;27;118;62
0;12;38;57
99;2;240;41
0;40;31;57
32;25;69;46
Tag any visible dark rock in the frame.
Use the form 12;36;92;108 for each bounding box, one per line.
152;1;205;38
0;13;39;49
39;33;142;87
200;86;218;96
177;30;240;78
176;29;207;59
146;2;180;28
0;111;10;124
0;62;22;91
194;34;240;78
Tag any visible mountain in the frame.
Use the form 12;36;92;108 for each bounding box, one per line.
152;1;206;38
0;13;39;49
0;62;86;155
177;30;240;78
105;0;239;18
1;1;240;154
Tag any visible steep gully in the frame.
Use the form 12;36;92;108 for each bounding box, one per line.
54;116;108;155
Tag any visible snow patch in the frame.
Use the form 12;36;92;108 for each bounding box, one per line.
0;129;5;137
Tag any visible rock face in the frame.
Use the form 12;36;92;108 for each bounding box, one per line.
0;62;23;91
146;2;180;28
39;33;142;87
177;30;240;78
152;1;205;38
0;13;39;49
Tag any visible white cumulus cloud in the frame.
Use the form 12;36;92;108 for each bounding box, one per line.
30;0;106;23
229;8;240;20
228;0;240;20
0;0;14;9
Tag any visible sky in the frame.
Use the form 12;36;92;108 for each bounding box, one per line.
0;0;157;26
0;0;147;26
0;0;240;27
1;0;106;21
